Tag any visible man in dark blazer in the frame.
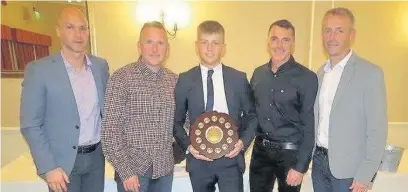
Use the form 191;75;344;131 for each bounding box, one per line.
173;20;258;192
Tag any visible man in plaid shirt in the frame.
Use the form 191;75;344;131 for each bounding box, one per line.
101;21;177;192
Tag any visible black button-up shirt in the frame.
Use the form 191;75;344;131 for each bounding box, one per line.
250;56;318;173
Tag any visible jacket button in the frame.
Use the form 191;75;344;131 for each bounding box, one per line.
73;146;76;149
75;126;79;129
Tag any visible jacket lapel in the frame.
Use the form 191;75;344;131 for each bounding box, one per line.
191;66;205;112
51;52;79;118
222;65;235;115
331;53;357;110
89;57;104;108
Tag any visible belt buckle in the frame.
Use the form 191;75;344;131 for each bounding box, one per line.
262;139;268;147
78;143;97;154
262;139;280;149
318;146;327;155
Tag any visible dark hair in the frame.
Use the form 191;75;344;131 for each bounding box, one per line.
268;19;295;38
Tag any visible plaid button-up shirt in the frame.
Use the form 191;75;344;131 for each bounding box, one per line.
101;59;177;180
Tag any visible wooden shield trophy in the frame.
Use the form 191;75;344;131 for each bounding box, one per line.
190;111;239;159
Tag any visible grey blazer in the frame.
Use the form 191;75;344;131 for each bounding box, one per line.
20;52;109;177
314;52;388;185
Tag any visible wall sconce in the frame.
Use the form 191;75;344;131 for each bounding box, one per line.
32;1;40;20
136;1;191;39
33;7;40;20
159;10;178;39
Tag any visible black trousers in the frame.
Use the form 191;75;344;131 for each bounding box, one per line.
249;138;301;192
189;164;243;192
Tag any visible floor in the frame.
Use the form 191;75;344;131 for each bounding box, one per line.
2;128;408;192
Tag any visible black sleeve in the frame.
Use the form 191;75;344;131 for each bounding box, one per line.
239;73;258;152
173;74;190;152
293;72;318;173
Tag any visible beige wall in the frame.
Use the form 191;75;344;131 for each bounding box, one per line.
1;1;87;127
90;1;407;122
91;1;312;76
2;1;407;127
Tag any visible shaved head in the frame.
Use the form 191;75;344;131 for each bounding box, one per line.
58;7;88;27
56;6;89;55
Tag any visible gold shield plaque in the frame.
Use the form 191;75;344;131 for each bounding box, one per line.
190;111;239;159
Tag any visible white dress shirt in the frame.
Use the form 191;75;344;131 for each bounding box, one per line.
317;50;353;149
200;63;229;114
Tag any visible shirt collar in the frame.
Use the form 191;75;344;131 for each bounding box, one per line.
200;63;222;73
324;49;353;72
135;58;164;78
267;55;295;73
61;51;92;71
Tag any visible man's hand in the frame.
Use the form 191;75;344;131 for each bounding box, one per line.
188;145;213;161
46;168;70;192
123;176;140;192
350;180;369;192
225;140;243;158
286;169;304;186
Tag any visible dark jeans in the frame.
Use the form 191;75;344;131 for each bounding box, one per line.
115;166;173;192
249;139;301;192
311;147;354;192
49;144;105;192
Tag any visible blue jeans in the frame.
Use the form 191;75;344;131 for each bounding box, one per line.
48;144;105;192
115;166;173;192
311;147;353;192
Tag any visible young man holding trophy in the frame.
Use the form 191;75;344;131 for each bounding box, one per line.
173;20;258;192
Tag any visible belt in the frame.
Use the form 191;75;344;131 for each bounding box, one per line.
257;138;298;150
316;146;328;156
77;142;100;154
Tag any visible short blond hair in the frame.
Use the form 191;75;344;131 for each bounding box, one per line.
324;7;355;29
197;20;225;40
139;21;168;40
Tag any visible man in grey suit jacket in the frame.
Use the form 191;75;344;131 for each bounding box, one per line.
20;7;109;192
173;20;258;192
311;7;387;192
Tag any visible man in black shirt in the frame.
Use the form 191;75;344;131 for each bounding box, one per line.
249;19;318;192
